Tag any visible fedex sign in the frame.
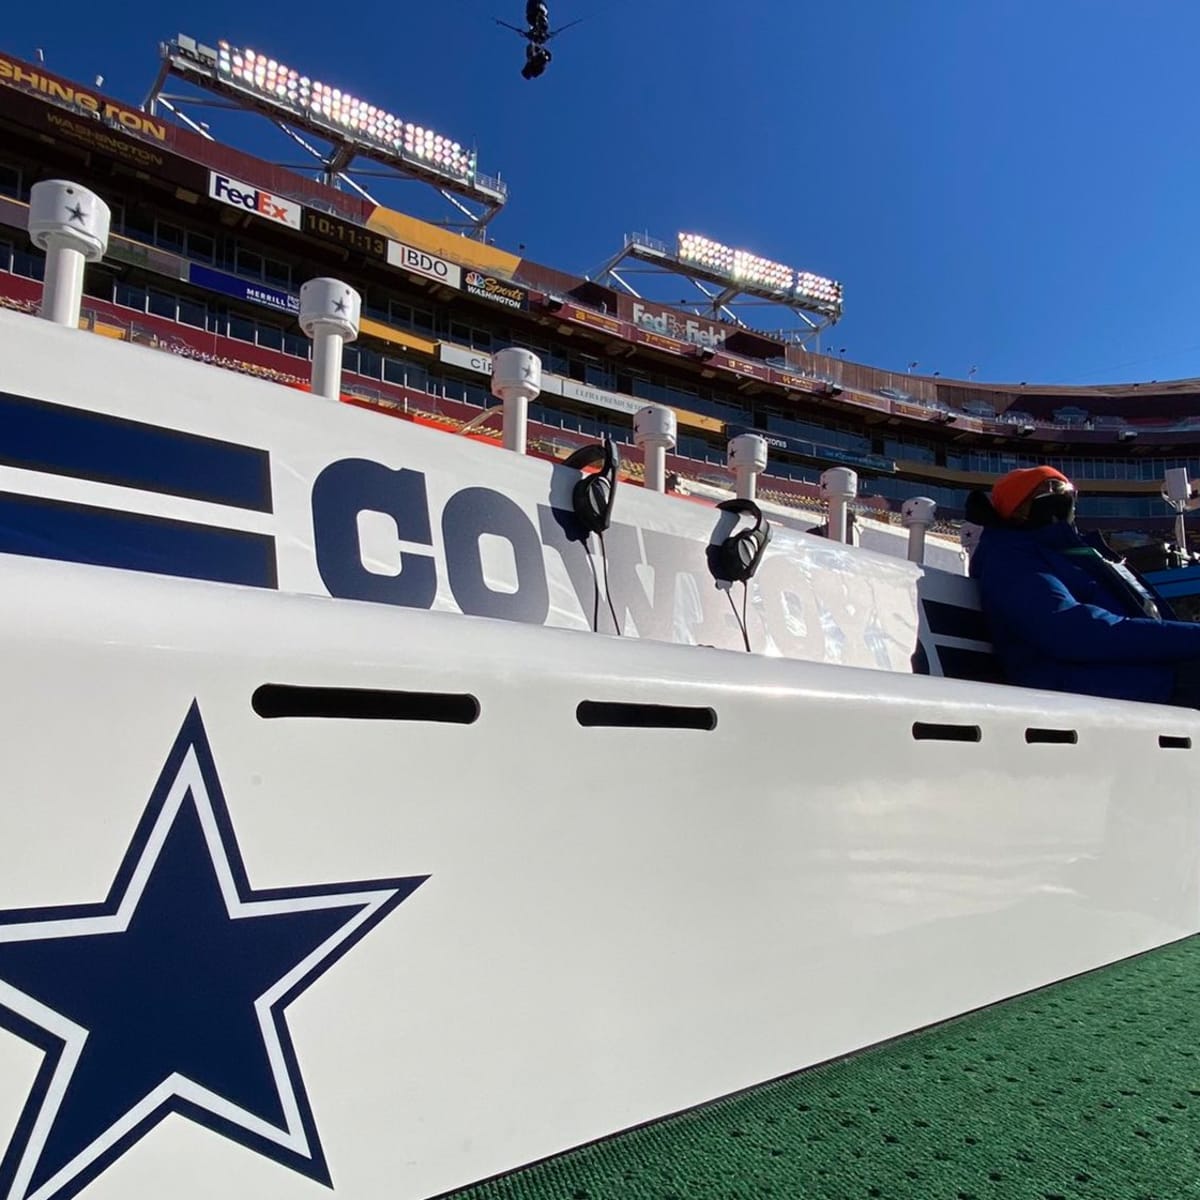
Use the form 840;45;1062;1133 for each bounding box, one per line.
208;173;301;230
628;301;727;349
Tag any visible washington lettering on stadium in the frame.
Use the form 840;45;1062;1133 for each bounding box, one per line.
0;56;167;142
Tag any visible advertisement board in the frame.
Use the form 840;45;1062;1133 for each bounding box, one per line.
208;173;301;230
189;265;300;317
773;369;829;396
562;305;621;336
558;378;645;418
387;242;462;289
619;297;730;350
463;271;527;310
714;353;771;382
632;329;689;357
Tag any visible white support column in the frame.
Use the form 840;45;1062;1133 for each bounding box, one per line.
728;433;768;502
820;467;858;544
901;496;937;565
28;180;110;328
491;348;543;455
299;279;361;400
634;405;677;493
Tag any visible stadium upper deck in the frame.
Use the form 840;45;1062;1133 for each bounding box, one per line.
1;45;1197;547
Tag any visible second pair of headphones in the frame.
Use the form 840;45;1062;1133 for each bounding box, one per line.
564;438;619;535
711;499;772;583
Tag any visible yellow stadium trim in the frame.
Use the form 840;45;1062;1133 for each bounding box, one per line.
358;317;437;356
366;206;522;276
675;408;724;433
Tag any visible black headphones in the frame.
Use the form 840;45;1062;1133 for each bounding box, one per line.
564;438;619;535
711;499;771;583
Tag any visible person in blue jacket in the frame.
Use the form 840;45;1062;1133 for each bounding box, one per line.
968;465;1200;706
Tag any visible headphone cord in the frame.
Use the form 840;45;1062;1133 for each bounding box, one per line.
598;532;622;636
725;585;751;653
584;541;601;633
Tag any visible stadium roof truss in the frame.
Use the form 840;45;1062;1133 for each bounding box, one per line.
594;232;842;349
143;35;506;238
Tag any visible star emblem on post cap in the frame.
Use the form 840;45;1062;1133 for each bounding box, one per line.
332;297;347;314
63;204;86;225
0;703;427;1200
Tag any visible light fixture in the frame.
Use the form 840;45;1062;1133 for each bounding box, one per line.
677;233;736;276
215;39;476;181
675;232;842;313
731;248;792;293
793;271;843;314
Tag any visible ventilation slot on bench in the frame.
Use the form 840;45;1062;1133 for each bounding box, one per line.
912;722;981;743
1159;735;1192;750
253;685;479;724
576;702;717;731
1025;727;1078;745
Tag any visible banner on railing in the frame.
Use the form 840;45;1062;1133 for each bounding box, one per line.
188;264;299;316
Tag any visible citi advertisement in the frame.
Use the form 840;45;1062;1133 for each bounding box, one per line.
208;173;301;230
464;271;528;310
387;242;463;289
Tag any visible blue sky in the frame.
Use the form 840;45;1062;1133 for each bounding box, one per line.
4;0;1198;387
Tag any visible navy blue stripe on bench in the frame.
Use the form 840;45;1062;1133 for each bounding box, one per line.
922;598;991;643
0;391;272;513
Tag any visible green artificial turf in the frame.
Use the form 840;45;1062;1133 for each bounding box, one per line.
446;935;1200;1200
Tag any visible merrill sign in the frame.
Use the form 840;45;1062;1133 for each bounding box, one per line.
208;173;301;229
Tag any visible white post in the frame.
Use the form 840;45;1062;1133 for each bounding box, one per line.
727;433;768;502
901;496;937;564
28;180;110;328
634;405;677;493
299;278;361;400
820;467;858;544
1163;467;1194;552
491;348;542;455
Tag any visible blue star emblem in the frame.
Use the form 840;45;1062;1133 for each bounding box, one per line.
63;204;85;224
333;297;347;314
0;703;427;1200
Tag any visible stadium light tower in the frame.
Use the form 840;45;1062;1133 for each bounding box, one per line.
594;231;843;348
143;34;507;237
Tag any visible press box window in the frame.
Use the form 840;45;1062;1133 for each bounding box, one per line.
256;323;283;351
283;331;309;358
186;232;215;264
236;248;263;279
12;249;44;281
148;289;177;320
263;258;291;289
228;314;255;343
115;282;147;312
155;221;185;254
0;164;21;199
177;297;207;329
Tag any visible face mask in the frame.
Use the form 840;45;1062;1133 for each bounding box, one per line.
1025;491;1075;528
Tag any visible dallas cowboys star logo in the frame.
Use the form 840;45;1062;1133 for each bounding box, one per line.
63;204;86;225
0;703;427;1200
332;297;347;314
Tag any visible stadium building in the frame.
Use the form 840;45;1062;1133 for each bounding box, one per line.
1;39;1197;560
